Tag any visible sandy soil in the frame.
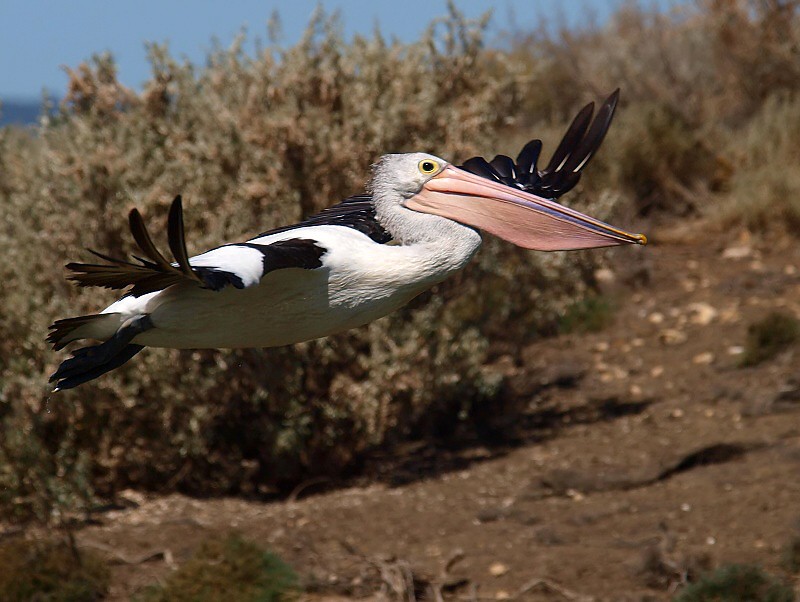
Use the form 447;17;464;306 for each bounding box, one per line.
74;222;800;600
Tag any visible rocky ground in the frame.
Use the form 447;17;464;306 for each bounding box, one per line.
73;221;800;600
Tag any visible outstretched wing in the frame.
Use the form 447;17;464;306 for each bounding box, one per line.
66;196;326;297
258;193;391;243
460;89;619;200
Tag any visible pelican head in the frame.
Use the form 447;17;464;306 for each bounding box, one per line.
371;151;645;252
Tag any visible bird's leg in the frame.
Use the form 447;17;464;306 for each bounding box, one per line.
49;315;153;385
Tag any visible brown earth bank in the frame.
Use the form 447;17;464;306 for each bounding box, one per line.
30;222;800;600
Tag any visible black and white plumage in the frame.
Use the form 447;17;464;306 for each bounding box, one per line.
49;90;644;391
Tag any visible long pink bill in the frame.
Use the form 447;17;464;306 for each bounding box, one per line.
406;165;647;251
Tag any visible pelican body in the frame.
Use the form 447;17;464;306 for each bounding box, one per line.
49;91;645;390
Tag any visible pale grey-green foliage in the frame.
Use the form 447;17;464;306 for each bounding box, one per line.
6;1;796;523
0;6;609;521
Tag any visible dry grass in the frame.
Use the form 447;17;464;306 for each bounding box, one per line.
0;536;109;601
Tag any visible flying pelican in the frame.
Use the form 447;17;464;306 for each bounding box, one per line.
48;90;645;391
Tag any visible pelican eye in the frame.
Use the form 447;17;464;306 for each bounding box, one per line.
418;160;439;175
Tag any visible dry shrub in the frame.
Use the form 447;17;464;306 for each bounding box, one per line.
607;101;713;215
0;536;109;601
3;0;799;524
0;5;611;521
507;0;800;218
716;93;800;233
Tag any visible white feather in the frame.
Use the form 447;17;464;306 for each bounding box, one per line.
91;224;479;349
189;245;265;288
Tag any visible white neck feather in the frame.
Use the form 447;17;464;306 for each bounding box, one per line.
373;190;483;276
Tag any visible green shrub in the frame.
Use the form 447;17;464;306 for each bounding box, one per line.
673;563;794;602
558;294;615;335
740;311;800;367
0;537;109;601
139;534;296;602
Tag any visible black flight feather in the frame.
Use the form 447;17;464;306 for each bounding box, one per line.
259;194;391;244
167;195;201;283
66;196;327;297
128;207;173;272
459;89;620;200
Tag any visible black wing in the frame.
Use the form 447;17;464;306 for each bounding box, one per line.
66;196;326;297
258;194;392;244
460;89;619;199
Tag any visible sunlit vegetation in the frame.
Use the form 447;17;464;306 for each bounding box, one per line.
1;1;799;528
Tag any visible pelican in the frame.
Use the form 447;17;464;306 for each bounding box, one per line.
48;90;645;391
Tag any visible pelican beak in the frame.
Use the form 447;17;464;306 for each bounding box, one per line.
406;165;646;251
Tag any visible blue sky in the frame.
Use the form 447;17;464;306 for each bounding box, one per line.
0;1;666;100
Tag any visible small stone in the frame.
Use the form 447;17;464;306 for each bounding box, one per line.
593;341;610;353
693;352;715;365
610;366;629;379
680;503;691;512
722;245;751;259
687;302;718;326
659;329;688;345
671;408;685;419
117;489;146;507
489;562;509;577
785;265;797;276
706;536;716;545
495;591;511;600
727;345;745;356
648;312;665;324
595;268;615;283
720;307;741;323
630;384;643;397
567;489;585;501
650;365;664;377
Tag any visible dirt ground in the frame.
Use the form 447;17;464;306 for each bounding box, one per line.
74;220;800;600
